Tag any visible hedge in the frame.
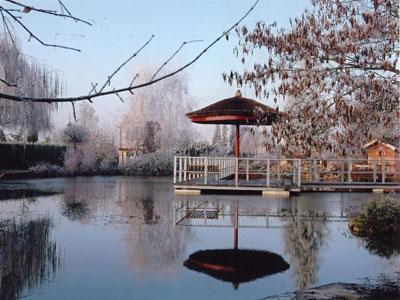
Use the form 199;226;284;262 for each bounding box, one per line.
0;143;66;169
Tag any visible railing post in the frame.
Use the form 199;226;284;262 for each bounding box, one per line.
179;157;182;182
188;157;192;180
341;161;345;183
204;157;208;184
235;157;239;187
382;159;385;183
267;159;270;187
246;159;249;181
373;160;377;183
292;160;296;184
347;159;352;183
277;161;281;183
313;160;317;182
297;159;301;187
183;157;187;181
173;156;177;184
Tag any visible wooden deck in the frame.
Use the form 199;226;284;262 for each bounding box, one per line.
173;156;400;194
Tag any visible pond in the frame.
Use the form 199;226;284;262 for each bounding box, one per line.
0;176;398;299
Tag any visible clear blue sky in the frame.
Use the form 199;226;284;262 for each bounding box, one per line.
9;0;309;133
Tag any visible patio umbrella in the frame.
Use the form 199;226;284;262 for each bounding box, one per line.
183;200;289;288
186;90;283;158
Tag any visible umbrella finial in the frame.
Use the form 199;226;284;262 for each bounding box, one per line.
235;90;242;98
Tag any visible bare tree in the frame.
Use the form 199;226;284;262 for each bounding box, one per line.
121;68;196;152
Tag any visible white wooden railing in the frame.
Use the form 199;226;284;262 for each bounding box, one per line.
173;156;400;187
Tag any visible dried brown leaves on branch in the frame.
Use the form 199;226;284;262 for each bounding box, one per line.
225;0;399;157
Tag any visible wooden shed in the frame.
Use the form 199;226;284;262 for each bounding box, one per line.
361;140;400;182
363;140;399;162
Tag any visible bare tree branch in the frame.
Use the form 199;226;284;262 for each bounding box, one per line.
129;73;139;87
88;82;98;96
97;34;155;93
1;9;16;47
0;0;260;103
58;0;77;23
0;5;82;51
4;0;92;25
151;39;203;80
71;101;76;121
0;77;17;87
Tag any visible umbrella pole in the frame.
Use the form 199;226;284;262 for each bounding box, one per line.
235;124;240;186
234;199;239;250
235;124;240;158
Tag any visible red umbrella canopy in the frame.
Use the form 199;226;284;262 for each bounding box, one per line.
186;90;283;125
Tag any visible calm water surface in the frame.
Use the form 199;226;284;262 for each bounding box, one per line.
0;176;398;299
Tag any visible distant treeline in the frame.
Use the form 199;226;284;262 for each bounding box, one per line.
0;143;66;169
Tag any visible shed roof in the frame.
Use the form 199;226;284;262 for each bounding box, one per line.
363;140;398;152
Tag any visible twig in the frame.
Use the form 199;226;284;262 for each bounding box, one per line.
88;82;98;95
0;6;81;51
0;77;17;87
0;0;260;103
1;10;16;47
151;39;203;80
4;0;92;26
97;34;155;93
71;101;76;121
58;0;77;22
114;90;125;103
129;73;139;87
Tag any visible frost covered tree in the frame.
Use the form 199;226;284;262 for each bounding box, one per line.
212;125;222;146
62;103;117;172
62;123;89;150
226;0;399;157
121;68;196;152
0;37;60;140
142;121;161;153
221;125;229;148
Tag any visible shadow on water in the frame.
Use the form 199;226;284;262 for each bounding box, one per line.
357;234;400;259
0;189;61;201
0;217;61;300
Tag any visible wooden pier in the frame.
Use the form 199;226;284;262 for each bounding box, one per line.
173;156;400;195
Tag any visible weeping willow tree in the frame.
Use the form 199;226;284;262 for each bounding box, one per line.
0;217;61;300
0;36;61;141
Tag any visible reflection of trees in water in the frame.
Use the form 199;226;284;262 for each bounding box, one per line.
0;217;61;300
61;178;119;222
283;207;330;289
62;200;89;221
117;180;191;274
141;197;160;225
60;177;191;275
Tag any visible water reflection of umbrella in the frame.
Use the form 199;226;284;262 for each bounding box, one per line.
184;249;289;289
183;200;289;288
